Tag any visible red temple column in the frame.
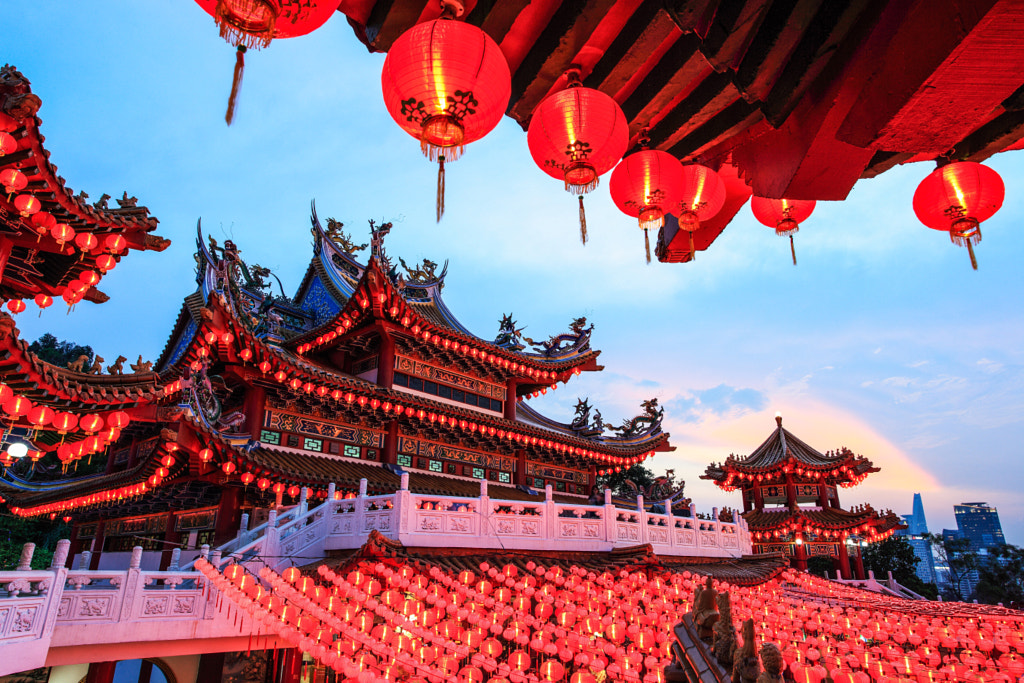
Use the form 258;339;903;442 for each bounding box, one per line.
89;520;107;569
85;661;117;683
377;331;395;389
279;648;302;683
853;545;866;579
752;484;764;510
382;420;399;465
743;490;753;513
817;483;829;508
794;534;808;571
838;539;852;579
514;449;527;486
504;379;519;420
215;487;242;545
246;384;267;439
832;486;841;509
159;511;177;570
196;652;225;682
784;473;798;510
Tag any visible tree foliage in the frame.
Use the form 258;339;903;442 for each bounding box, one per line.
974;544;1024;607
28;332;93;368
597;464;656;499
924;532;979;602
0;514;70;570
861;536;936;598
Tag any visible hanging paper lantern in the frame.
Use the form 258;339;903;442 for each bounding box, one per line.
222;461;237;475
913;161;1004;270
194;1;337;124
104;233;127;253
95;254;117;272
240;472;256;485
0;168;27;195
74;232;98;253
27;405;54;428
50;223;76;248
3;394;32;417
0;132;15;156
527;69;628;244
751;197;817;266
609;147;684;263
382;8;511;221
107;411;131;429
14;194;40;218
79;413;104;434
671;164;725;261
34;293;53;310
6;299;26;314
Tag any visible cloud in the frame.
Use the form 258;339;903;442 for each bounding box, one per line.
977;358;1004;374
664;384;767;424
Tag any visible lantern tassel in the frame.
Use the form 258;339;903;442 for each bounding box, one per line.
578;196;588;245
790;235;797;266
644;229;651;264
436;155;446;222
226;46;246;126
966;239;978;271
688;231;695;262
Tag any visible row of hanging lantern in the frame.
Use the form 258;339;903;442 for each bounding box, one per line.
192;2;1007;269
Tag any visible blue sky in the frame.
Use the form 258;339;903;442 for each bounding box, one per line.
8;3;1024;543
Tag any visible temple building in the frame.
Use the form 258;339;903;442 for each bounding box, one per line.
701;415;904;578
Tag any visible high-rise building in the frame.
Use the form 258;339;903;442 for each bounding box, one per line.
955;502;1006;552
897;493;937;585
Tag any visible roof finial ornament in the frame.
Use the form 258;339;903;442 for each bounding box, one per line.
775;411;783;427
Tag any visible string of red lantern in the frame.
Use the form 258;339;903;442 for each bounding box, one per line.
750;197;817;266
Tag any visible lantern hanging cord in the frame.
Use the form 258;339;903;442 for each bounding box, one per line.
790;235;797;266
578;195;588;245
436;155;446;222
644;228;651;265
226;45;247;126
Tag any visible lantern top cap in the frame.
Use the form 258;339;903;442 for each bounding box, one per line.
439;0;465;18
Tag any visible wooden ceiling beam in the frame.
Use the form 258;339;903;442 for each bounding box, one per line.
507;0;618;126
465;0;532;45
583;3;677;95
619;33;706;126
364;0;431;52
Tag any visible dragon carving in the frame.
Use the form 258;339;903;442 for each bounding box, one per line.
621;468;686;505
606;397;664;438
570;397;604;435
493;313;527;351
324;218;368;254
523;316;593;357
399;256;443;284
0;65;41;120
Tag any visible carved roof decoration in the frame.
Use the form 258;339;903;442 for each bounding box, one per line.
742;505;904;535
0;65;169;303
702;416;878;488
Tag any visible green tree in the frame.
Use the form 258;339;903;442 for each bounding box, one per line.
974;544;1024;607
807;555;834;579
28;332;93;368
0;514;70;570
924;532;979;602
598;463;655;499
862;536;939;599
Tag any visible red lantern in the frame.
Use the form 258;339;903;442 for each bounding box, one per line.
52;412;77;434
95;254;117;272
14;194;40;217
0;132;15;156
79;413;104;434
913;160;1004;270
3;395;32;417
609;145;684;263
50;223;76;248
27;405;54;428
198;447;213;462
0;168;27;195
240;472;255;485
527;69;628;244
6;299;26;314
382;8;511;221
257;477;271;490
74;232;98;253
104;233;127;253
751;197;816;266
31;212;56;239
222;461;236;475
671;163;725;260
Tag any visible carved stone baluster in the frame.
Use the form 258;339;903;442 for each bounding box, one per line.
169;548;181;571
78;551;92;570
17;543;35;570
51;539;70;570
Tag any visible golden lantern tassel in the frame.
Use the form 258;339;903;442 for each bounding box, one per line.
578;196;588;245
644;228;651;264
226;45;246;126
436;155;446;222
790;235;797;266
966;239;978;270
688;230;695;262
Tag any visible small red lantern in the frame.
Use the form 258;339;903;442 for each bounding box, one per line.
198;447;213;462
52;412;77;434
3;395;32;417
913;160;1004;270
257;477;271;490
609;141;684;263
222;461;236;476
95;254;117;272
527;69;628;244
104;233;127;253
382;5;511;221
27;405;54;428
14;194;40;218
74;232;98;253
79;413;104;434
50;223;76;248
287;485;300;498
0;168;27;195
751;197;816;266
0;132;15;156
31;211;56;239
272;482;285;494
240;472;255;485
79;270;101;287
672;164;726;260
6;299;26;314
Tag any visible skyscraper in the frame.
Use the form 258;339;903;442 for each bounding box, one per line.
955;502;1006;552
898;493;937;585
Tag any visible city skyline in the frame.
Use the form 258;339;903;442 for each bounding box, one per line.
5;2;1023;544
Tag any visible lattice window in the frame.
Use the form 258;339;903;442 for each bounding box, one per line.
429;460;442;473
303;438;323;452
398;454;412;467
260;430;281;445
343;445;360;458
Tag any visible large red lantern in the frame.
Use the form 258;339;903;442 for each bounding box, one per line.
1;168;27;196
194;1;336;124
0;132;15;156
608;143;684;263
913;160;1004;270
527;69;628;244
382;4;511;221
751;197;816;266
672;164;725;261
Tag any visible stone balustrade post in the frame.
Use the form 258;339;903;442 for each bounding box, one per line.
264;509;281;571
51;539;70;570
479;479;490;543
78;551;92;570
169;548;181;571
712;507;723;549
17;543;35;570
199;544;210;561
210;549;222;569
355;478;367;539
130;546;143;570
122;546;145;621
544;485;555;539
636;495;646;544
299;486;308;514
239;513;249;535
663;499;674;550
327;482;336;504
604;488;615;546
396;475;411;537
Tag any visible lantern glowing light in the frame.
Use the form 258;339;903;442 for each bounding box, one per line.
751;197;816;266
608;141;684;264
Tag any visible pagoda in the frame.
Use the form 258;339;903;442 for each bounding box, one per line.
702;414;903;579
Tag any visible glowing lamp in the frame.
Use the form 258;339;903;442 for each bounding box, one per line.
198;447;213;462
240;472;255;485
14;194;40;217
382;6;511;220
74;232;98;252
913;160;1004;270
751;197;816;265
95;254;117;271
257;477;271;490
0;132;14;156
6;299;26;314
221;461;236;475
104;233;126;253
50;223;76;248
1;168;27;195
609;146;684;263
